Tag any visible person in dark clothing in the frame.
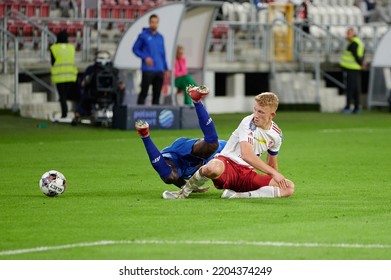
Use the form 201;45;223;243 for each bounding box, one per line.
71;51;125;126
132;14;169;105
339;28;366;114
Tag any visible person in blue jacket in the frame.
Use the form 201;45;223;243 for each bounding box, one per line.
133;14;169;105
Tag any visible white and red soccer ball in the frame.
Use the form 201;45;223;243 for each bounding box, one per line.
39;170;66;197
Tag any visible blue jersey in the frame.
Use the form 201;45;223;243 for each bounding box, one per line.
132;27;168;72
161;138;226;180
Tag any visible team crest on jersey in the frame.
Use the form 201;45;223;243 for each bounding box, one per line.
254;137;266;144
249;121;256;132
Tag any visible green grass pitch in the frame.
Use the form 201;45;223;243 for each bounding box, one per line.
0;110;391;260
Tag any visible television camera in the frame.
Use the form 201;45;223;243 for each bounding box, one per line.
83;51;124;127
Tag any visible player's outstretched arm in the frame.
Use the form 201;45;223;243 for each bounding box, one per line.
240;141;288;189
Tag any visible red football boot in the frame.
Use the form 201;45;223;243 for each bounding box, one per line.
186;85;209;103
135;120;150;138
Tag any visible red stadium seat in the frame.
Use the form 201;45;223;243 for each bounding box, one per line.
101;5;109;18
22;24;34;36
19;3;36;17
103;0;116;5
7;22;19;36
73;20;84;33
39;3;49;17
5;1;20;13
118;0;130;5
123;6;135;19
48;20;62;34
66;23;76;37
86;9;96;18
0;3;5;18
212;24;228;39
111;6;121;19
135;1;150;17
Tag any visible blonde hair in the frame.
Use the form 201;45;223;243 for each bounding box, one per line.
254;92;279;112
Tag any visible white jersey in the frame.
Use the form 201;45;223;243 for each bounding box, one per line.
219;114;283;167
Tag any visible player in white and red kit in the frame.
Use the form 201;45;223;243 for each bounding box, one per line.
163;92;295;199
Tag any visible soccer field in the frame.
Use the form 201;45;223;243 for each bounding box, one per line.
0;110;391;261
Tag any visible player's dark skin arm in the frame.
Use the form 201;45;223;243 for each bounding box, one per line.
192;139;219;158
162;159;186;188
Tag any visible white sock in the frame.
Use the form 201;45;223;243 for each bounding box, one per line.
235;186;280;198
182;170;209;196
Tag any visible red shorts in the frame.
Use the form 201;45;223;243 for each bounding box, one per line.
212;155;273;192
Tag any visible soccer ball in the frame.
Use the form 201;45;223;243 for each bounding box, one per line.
39;170;67;197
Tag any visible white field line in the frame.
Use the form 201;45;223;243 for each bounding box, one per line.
319;127;391;133
1;240;391;256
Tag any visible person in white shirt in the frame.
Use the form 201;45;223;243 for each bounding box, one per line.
163;92;295;199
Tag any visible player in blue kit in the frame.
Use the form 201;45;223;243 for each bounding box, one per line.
135;85;226;194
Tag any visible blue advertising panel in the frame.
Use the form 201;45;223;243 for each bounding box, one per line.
113;106;180;130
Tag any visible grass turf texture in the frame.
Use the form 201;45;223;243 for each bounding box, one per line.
0;111;391;260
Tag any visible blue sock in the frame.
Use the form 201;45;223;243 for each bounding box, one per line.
141;137;172;179
194;102;218;143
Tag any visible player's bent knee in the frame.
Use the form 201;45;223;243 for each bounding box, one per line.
282;180;295;197
200;159;224;179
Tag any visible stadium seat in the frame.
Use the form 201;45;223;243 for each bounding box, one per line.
39;3;49;17
100;5;109;18
212;24;228;39
7;20;19;36
136;3;149;17
222;2;235;21
103;0;116;5
5;1;20;13
317;6;329;26
124;6;135;19
65;22;76;37
308;5;326;38
234;2;248;32
22;24;34;37
327;6;341;37
0;2;4;18
19;3;36;17
333;6;348;37
111;6;121;19
118;0;129;5
86;9;96;18
257;9;268;25
48;20;62;34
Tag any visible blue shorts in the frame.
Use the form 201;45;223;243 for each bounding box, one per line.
161;138;226;180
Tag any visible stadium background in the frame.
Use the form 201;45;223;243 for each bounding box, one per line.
0;0;391;263
1;0;390;119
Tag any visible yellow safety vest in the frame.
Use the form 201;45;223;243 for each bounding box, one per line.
339;37;364;70
50;43;78;84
